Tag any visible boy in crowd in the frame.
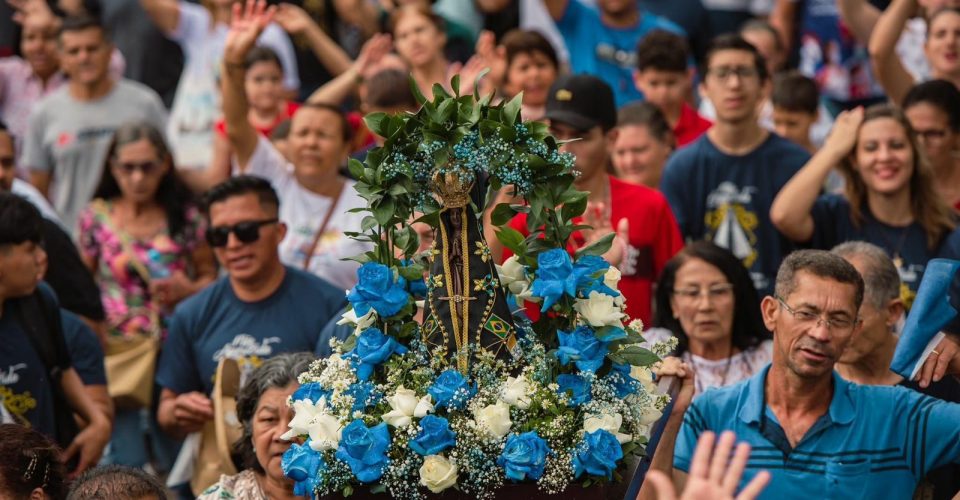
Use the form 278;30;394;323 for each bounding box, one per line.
634;30;711;147
771;71;821;154
660;35;810;298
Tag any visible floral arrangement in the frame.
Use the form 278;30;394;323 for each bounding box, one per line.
279;79;674;499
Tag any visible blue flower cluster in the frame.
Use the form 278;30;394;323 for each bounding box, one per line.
573;429;623;480
530;250;618;311
428;369;477;410
348;263;410;318
605;363;640;398
497;431;552;481
291;382;331;405
282;441;326;499
556;326;611;373
345;327;408;381
344;381;380;412
336;420;391;483
409;415;456;455
556;374;591;406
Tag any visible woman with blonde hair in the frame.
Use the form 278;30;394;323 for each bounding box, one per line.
771;104;960;295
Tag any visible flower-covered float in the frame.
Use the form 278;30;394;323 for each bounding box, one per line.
280;77;675;499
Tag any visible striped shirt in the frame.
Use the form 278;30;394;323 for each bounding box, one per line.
674;365;960;500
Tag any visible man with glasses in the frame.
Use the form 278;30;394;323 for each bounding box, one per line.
155;176;346;438
660;34;810;299
668;249;960;498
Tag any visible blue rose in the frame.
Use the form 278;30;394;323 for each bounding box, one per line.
556;374;591;406
556;326;610;373
605;363;639;398
496;431;552;481
291;382;330;404
531;249;586;311
408;415;456;455
574;255;619;297
335;420;391;483
428;369;477;410
347;262;410;318
345;327;408;380
573;429;623;480
282;441;325;499
344;381;380;412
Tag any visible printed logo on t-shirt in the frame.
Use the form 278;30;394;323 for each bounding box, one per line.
0;375;37;427
213;334;282;384
0;364;27;385
705;182;759;264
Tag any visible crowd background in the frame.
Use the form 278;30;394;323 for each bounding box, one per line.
2;0;960;498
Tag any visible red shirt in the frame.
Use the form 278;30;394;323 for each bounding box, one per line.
674;103;712;147
504;176;685;325
214;101;300;138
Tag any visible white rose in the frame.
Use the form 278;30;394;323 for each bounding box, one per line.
281;398;326;441
500;376;531;409
381;386;434;428
306;412;344;451
497;257;540;305
574;291;625;327
336;307;377;336
639;406;663;426
604;266;622;290
630;365;658;395
473;401;512;439
419;455;458;493
584;413;632;444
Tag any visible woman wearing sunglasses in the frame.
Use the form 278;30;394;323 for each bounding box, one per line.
77;121;217;471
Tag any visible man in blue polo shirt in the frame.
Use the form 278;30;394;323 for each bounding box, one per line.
672;250;960;498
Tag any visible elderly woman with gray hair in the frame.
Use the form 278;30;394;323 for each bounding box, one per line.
832;241;960;499
198;352;314;500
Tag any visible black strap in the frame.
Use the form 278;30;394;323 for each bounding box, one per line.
10;291;79;450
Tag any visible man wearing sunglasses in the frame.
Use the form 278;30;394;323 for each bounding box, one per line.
664;250;960;499
155;176;346;438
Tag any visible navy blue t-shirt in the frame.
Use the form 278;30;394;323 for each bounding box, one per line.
809;194;960;292
156;267;346;395
661;133;810;297
61;309;107;386
0;286;70;439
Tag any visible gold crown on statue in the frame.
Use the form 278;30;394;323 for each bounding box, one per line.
432;169;474;208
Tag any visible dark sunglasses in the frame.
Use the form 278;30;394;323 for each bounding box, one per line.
112;160;161;176
205;218;279;247
0;156;14;169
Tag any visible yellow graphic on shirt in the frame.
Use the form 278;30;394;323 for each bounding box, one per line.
704;182;759;269
0;386;37;427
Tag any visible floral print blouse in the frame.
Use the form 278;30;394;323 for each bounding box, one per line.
78;199;205;339
198;470;265;500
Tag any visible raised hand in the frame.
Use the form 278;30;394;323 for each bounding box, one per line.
224;0;276;65
273;3;315;36
354;32;394;78
644;431;770;500
822;106;864;158
916;333;960;388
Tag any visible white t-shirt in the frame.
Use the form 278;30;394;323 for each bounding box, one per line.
166;2;299;169
246;137;369;292
645;327;773;396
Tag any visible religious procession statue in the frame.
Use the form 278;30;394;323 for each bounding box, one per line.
278;77;676;499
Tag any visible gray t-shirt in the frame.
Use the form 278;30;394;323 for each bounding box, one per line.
22;79;167;232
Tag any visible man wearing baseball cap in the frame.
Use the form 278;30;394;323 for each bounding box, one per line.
495;74;683;326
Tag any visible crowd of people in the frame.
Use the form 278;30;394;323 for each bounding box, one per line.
2;0;960;498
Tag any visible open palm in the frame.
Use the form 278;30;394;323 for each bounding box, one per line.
224;0;276;65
